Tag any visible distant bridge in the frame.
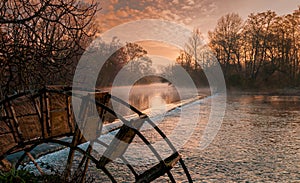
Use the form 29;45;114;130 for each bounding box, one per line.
0;86;192;182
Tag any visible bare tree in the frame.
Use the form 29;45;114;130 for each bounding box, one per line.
0;0;99;97
268;10;300;83
208;13;243;77
96;41;151;87
208;8;300;87
242;10;277;80
184;28;205;70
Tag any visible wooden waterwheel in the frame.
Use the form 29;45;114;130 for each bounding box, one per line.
0;86;192;182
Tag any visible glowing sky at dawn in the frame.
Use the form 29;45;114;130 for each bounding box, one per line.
95;0;299;62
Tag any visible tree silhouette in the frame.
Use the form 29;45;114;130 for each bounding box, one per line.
208;13;243;77
0;0;99;97
208;7;300;88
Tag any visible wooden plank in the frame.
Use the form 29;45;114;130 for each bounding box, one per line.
77;96;90;130
1;107;17;143
44;92;51;137
80;92;109;142
93;92;109;137
32;96;44;138
6;101;24;142
64;126;81;181
65;95;73;134
26;152;44;175
64;96;90;181
97;115;147;168
78;92;110;182
136;152;181;183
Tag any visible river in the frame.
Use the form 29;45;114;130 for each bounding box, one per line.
21;84;300;182
98;86;300;182
174;94;300;182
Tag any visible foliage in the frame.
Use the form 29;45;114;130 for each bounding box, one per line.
0;169;37;183
0;167;95;183
94;39;154;87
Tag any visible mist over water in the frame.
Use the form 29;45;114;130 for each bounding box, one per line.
105;83;210;117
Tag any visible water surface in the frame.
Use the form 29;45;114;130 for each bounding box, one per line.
173;94;300;182
21;85;300;182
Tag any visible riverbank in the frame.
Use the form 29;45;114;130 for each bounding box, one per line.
227;86;300;96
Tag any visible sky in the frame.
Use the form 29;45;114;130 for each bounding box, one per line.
95;0;299;62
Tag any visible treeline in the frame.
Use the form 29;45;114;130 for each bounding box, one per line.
210;8;300;88
1;1;299;98
94;40;154;87
174;7;300;89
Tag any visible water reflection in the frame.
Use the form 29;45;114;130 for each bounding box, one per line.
128;83;180;111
